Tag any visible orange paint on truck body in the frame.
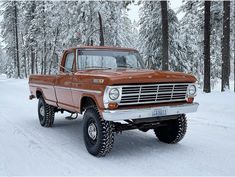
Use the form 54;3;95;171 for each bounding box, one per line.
29;46;197;114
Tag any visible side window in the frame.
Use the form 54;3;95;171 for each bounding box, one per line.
64;53;74;72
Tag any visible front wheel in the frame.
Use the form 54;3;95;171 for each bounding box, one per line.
154;114;187;144
83;106;114;157
38;96;55;127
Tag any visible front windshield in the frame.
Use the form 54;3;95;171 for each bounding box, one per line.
77;50;145;70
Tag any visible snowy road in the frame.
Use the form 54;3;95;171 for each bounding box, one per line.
0;79;235;176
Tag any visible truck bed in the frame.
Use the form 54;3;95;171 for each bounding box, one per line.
29;75;58;107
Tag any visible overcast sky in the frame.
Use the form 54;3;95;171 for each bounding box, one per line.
127;0;184;22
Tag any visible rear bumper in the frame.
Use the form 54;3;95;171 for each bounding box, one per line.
101;102;199;121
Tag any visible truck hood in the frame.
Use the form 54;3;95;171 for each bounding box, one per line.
75;69;197;85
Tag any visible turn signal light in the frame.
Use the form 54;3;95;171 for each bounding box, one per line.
108;102;118;110
187;97;194;103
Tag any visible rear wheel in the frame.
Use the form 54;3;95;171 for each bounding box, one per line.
83;106;114;157
154;114;187;144
38;96;55;127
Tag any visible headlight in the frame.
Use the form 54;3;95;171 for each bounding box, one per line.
188;85;197;96
109;88;119;100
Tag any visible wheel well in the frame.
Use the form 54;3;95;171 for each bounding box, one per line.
80;97;96;113
36;90;43;99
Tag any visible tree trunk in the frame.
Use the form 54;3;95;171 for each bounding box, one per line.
98;12;104;46
23;55;27;78
42;1;47;75
30;1;36;75
21;33;27;78
161;1;169;71
14;1;20;78
35;50;38;74
203;1;211;93
27;51;30;76
40;53;44;75
221;1;230;91
43;44;47;75
233;1;235;92
31;47;35;74
49;28;59;74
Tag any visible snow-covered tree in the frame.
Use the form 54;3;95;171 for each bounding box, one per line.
1;1;20;78
138;1;187;71
0;1;140;78
210;1;223;81
0;45;6;74
179;1;234;90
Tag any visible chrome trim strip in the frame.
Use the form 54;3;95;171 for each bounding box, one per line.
117;82;192;88
118;99;188;105
30;83;101;94
101;102;199;121
121;91;187;96
71;88;102;94
54;86;71;90
30;83;54;89
31;85;50;90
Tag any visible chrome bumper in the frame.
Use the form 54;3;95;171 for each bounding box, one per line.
102;103;199;121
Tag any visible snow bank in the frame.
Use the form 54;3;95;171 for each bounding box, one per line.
0;73;7;80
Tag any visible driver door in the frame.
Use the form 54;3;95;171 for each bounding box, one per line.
55;51;76;112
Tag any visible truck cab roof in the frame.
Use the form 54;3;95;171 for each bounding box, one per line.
66;46;138;52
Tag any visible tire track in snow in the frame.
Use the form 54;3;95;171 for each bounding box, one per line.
190;118;235;129
0;110;76;175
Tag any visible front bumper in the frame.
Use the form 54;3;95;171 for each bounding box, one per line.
101;102;199;121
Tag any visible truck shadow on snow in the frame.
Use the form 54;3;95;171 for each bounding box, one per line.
43;115;188;158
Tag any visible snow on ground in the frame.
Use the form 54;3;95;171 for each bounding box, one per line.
0;79;235;176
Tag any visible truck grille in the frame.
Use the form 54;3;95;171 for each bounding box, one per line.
119;83;189;105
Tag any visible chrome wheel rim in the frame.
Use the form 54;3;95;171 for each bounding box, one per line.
39;106;45;117
88;123;97;140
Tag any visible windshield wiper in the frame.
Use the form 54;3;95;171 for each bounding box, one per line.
116;64;134;69
84;66;112;70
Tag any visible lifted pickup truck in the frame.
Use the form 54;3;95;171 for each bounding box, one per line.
29;46;199;157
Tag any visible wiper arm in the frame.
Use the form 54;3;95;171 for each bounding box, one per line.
84;66;112;70
117;65;134;69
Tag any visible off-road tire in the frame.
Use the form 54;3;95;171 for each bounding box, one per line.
83;106;114;157
38;96;55;127
154;114;187;144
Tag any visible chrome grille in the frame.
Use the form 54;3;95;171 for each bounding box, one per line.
120;83;189;105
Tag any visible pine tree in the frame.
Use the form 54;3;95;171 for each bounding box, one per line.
138;1;186;71
210;1;223;86
19;1;37;76
0;1;135;77
102;1;124;46
179;1;204;84
1;1;20;78
13;1;20;78
116;9;137;48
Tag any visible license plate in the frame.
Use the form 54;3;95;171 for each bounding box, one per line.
152;108;167;117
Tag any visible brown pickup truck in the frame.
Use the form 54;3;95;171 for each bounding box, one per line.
29;46;199;157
